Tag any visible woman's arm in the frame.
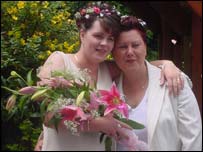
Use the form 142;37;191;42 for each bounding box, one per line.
37;51;66;128
150;60;184;96
34;131;44;151
106;59;184;96
176;75;202;150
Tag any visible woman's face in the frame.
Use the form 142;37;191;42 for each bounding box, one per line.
80;20;114;63
113;29;147;72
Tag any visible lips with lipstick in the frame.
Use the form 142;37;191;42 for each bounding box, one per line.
126;58;136;63
95;48;108;53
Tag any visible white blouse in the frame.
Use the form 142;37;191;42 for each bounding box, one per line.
116;74;148;151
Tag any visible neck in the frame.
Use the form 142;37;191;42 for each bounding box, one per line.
74;51;99;73
123;63;148;90
74;51;99;86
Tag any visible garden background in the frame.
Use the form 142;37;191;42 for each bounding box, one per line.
1;1;158;150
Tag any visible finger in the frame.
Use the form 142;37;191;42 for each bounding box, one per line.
172;79;178;97
159;70;165;86
180;73;184;90
177;78;181;95
116;127;129;140
167;79;173;95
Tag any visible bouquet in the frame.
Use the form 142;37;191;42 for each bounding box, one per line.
3;68;146;151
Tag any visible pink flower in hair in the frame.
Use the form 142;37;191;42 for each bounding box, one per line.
80;9;86;16
93;7;100;14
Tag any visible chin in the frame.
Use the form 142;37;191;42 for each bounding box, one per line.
96;54;108;61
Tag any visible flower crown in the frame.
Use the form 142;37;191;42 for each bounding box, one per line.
121;15;147;28
75;2;121;28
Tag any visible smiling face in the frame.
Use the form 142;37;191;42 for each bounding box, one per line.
80;20;115;63
113;29;147;72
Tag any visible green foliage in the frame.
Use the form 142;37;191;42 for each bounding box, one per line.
1;1;158;151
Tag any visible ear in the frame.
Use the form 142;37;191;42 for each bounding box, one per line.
79;29;85;42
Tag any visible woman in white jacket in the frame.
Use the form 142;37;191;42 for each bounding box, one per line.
113;15;202;151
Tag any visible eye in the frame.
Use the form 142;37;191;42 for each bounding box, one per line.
132;43;139;48
118;45;127;49
108;37;114;42
94;34;103;39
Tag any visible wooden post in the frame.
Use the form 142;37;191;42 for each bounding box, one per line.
191;13;202;114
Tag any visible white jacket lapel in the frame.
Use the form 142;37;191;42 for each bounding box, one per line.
146;61;166;146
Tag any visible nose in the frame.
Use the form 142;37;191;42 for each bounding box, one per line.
126;46;134;57
100;38;108;45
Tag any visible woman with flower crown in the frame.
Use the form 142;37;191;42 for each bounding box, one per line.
35;2;184;151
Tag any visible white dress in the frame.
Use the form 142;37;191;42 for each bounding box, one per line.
42;51;113;151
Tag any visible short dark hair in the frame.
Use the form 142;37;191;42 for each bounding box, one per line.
120;16;147;44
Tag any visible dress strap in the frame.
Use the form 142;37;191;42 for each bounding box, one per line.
97;62;112;90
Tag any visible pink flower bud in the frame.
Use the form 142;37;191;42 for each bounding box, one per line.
6;94;16;111
19;86;37;94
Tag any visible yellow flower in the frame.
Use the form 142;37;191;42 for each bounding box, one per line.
44;40;51;46
14;31;21;39
51;19;57;25
106;54;113;60
20;38;26;46
8;31;14;36
58;44;63;51
63;42;69;49
11;15;18;21
40;13;44;20
17;1;25;9
67;19;72;24
49;44;55;51
30;2;38;8
38;54;45;60
42;1;49;8
7;6;17;14
46;50;52;56
53;39;58;44
69;45;75;53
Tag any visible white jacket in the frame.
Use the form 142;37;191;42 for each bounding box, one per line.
146;61;202;151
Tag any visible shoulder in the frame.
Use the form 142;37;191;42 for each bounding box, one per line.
104;60;121;80
37;51;70;78
146;61;161;79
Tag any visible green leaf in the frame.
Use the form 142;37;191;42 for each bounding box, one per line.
27;69;34;86
40;98;49;115
1;86;22;95
105;136;112;151
48;114;62;132
10;71;27;85
31;89;48;100
116;117;145;129
18;95;30;112
30;112;41;118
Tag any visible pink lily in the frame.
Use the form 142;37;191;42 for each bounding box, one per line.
60;105;88;122
89;92;102;110
99;82;129;118
19;86;37;94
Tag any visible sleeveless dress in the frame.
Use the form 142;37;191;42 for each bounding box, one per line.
42;51;113;151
